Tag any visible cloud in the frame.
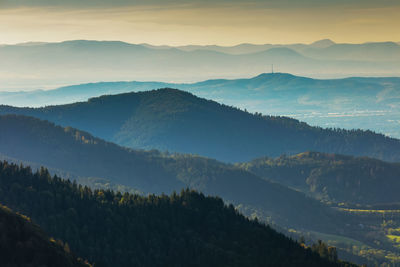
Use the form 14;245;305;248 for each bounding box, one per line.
0;0;399;45
1;0;399;9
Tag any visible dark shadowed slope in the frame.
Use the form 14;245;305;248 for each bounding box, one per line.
1;89;400;162
0;161;353;267
0;204;90;267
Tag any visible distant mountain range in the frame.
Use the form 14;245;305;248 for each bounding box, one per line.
1;73;399;138
174;39;400;62
1;88;400;163
0;39;399;91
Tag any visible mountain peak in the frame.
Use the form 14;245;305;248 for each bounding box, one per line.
261;47;303;57
251;72;313;83
310;39;336;48
88;87;196;104
253;72;296;79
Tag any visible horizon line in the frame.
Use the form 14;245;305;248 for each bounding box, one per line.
2;38;400;47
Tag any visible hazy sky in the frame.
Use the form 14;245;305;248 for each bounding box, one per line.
0;0;399;45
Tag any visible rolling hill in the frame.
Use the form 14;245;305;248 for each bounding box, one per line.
238;152;400;205
183;73;400;139
1;73;399;139
1;89;400;163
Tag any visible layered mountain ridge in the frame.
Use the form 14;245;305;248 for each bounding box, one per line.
0;113;398;265
2;72;399;139
1;40;399;91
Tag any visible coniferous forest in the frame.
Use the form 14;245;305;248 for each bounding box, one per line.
0;204;90;267
0;161;357;267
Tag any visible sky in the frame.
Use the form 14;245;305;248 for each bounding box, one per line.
0;0;399;45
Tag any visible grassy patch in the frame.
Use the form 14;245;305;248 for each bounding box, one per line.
309;231;366;247
387;235;400;243
338;208;400;214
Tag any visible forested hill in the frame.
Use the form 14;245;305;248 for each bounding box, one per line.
238;152;400;206
0;204;90;267
1;88;400;162
0;161;355;267
0;114;344;232
0;114;182;194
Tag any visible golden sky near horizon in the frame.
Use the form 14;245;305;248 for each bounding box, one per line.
0;0;399;45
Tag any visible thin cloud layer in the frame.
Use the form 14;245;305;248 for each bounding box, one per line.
0;0;399;45
1;0;399;8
